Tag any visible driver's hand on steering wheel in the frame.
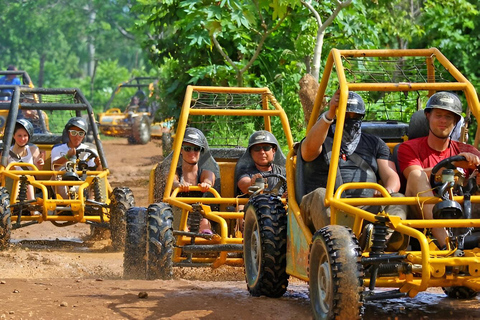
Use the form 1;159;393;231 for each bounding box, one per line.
250;173;264;186
454;152;480;169
94;156;101;168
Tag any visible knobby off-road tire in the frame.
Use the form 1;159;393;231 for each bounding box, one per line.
123;206;147;279
309;225;364;320
147;202;174;280
110;187;135;251
0;187;12;250
130;116;151;145
443;286;478;299
243;194;289;298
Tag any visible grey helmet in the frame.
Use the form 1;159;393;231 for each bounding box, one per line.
182;127;206;151
345;92;365;115
425;91;462;119
247;130;279;150
65;117;88;133
15;119;34;141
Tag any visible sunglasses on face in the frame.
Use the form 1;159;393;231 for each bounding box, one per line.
252;145;273;152
182;145;201;152
69;130;86;137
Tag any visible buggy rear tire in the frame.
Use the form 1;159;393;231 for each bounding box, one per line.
162;132;172;157
131;116;151;145
110;187;135;251
147;202;174;280
442;286;478;299
243;194;289;298
309;225;364;320
0;187;12;250
123;207;147;279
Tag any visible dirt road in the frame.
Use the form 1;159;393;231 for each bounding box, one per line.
0;138;479;319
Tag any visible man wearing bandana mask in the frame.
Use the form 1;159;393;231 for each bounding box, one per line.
398;91;480;248
299;90;407;251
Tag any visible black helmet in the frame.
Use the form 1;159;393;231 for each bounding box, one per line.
182;127;206;151
425;92;462;118
247;130;279;150
346;92;365;115
15;119;33;140
65;117;88;133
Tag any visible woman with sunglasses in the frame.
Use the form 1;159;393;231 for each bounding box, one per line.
51;117;101;171
173;127;217;234
236;130;286;195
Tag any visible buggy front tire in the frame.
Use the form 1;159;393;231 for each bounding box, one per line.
0;187;11;250
243;194;289;298
123;207;147;279
110;187;135;251
309;225;364;320
147;202;174;280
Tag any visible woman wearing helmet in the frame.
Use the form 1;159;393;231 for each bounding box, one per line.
51;117;101;170
5;119;45;210
236;130;286;195
173;127;216;234
398;91;480;248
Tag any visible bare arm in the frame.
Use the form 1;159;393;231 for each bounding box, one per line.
377;159;401;193
199;170;215;193
301;91;338;162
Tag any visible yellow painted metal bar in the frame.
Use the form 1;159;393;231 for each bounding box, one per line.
347;82;466;91
286;149;313;243
148;163;158;204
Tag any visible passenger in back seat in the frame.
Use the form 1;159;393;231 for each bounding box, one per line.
397;91;480;248
300;90;407;251
173;127;217;234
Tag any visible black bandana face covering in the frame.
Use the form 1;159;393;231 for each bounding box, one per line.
332;118;362;156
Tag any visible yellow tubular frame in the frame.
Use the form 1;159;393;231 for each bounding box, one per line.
287;48;480;294
150;86;293;269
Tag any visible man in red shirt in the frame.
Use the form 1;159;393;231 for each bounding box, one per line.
397;91;480;248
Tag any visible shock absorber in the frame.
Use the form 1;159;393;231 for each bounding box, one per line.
369;221;388;290
93;177;102;202
17;175;29;203
187;205;203;234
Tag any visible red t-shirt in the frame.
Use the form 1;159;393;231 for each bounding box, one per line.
397;136;480;176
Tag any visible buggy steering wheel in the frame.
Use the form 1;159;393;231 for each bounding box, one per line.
258;172;287;196
430;155;466;190
75;148;98;171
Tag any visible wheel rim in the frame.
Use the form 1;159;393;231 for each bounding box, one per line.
140;121;149;141
244;209;261;286
311;239;332;317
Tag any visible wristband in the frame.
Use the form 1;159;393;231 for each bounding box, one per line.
322;113;334;124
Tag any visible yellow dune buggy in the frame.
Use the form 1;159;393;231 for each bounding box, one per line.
98;77;175;148
0;87;134;250
243;48;480;319
123;86;293;279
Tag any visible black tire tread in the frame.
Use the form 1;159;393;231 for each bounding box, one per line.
123;206;147;279
110;187;135;251
0;187;11;250
244;194;289;298
442;286;478;299
309;225;364;320
147;202;174;280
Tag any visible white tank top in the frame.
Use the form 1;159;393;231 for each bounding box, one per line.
8;145;34;170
